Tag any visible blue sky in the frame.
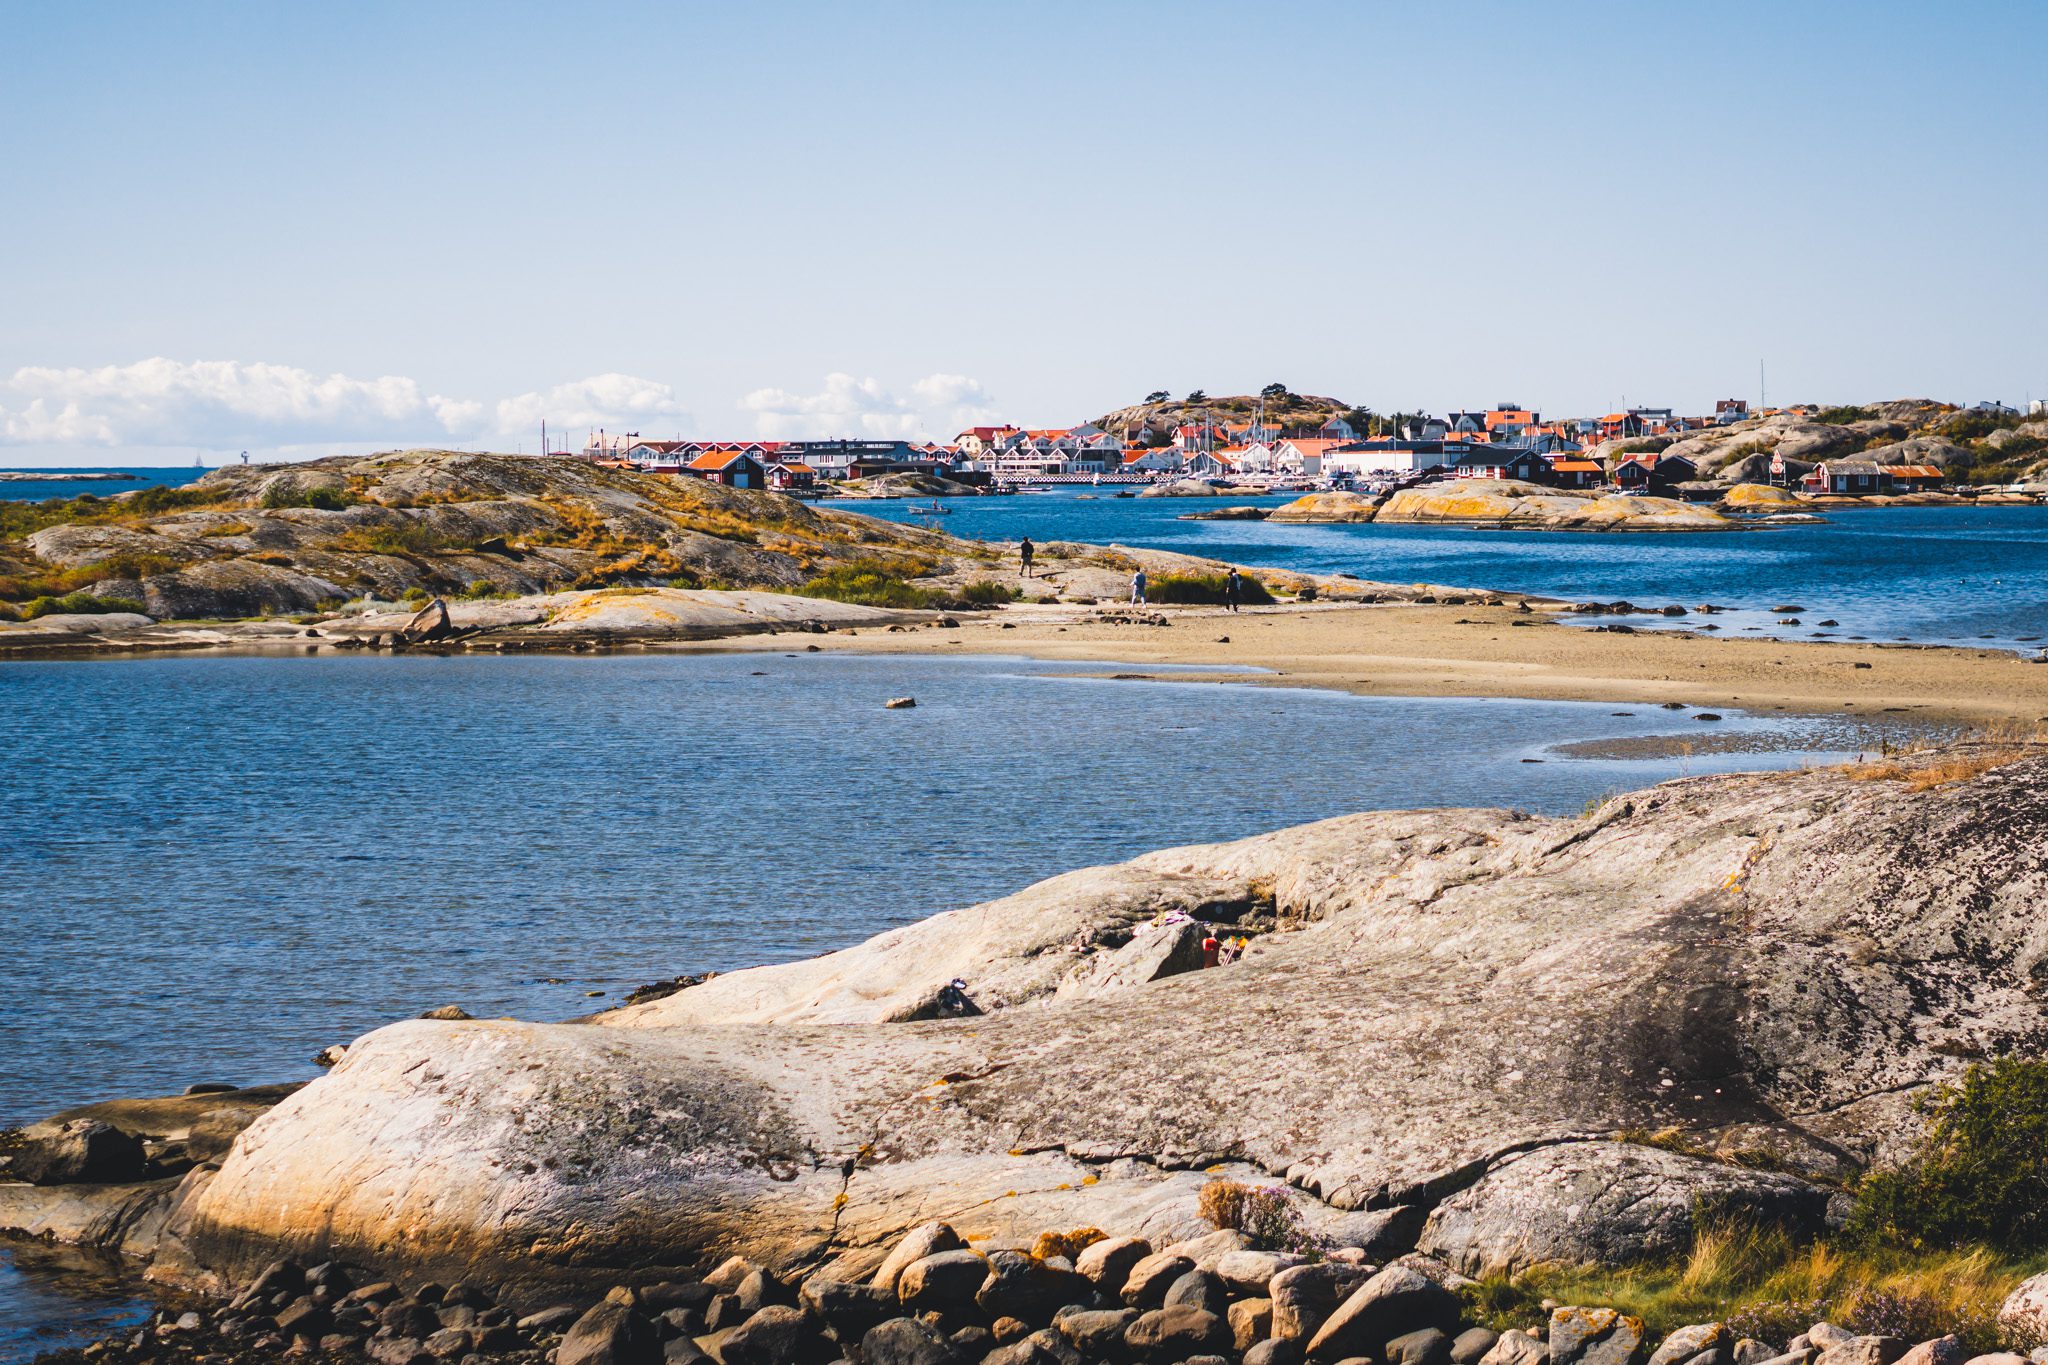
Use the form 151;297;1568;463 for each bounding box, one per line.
3;0;2044;464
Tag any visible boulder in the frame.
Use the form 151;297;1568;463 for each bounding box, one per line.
1162;1228;1257;1269
1453;1329;1502;1364
1057;918;1209;1000
718;1305;825;1365
1053;1306;1138;1354
1217;1249;1309;1294
1649;1326;1732;1365
557;1301;659;1365
1550;1308;1647;1365
1894;1338;1965;1365
1419;1143;1832;1273
4;1120;148;1184
798;1276;896;1340
1814;1338;1907;1365
1389;1328;1457;1365
1126;1304;1233;1357
897;1249;989;1315
1481;1330;1552;1365
1075;1236;1152;1295
1305;1266;1461;1361
1999;1274;2048;1341
862;1316;965;1365
1122;1252;1197;1308
872;1222;967;1293
1271;1263;1374;1345
974;1250;1091;1325
1163;1268;1230;1314
1232;1298;1275;1351
1249;1342;1308;1365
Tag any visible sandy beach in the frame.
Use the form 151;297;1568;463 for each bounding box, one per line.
713;600;2048;728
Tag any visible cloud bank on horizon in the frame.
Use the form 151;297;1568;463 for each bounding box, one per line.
0;359;999;462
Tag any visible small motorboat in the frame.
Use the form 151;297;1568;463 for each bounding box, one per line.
906;500;952;516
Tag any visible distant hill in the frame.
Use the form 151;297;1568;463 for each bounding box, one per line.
1092;391;1358;442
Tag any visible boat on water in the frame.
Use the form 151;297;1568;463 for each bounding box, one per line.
906;500;953;515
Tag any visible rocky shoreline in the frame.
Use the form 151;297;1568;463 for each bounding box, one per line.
23;1214;2048;1365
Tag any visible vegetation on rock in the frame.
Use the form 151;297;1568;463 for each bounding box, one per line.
1145;571;1277;605
1849;1058;2048;1254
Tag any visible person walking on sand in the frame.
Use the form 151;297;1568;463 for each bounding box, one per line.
1225;567;1243;613
1130;569;1147;605
1019;535;1035;578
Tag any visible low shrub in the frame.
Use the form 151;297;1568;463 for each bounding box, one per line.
399;586;430;605
260;482;356;511
1850;1058;2048;1254
1030;1228;1106;1262
957;579;1020;607
1197;1178;1321;1256
1813;405;1876;425
796;560;946;609
20;591;146;618
1145;572;1276;605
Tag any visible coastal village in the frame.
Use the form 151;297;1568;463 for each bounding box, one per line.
577;393;2048;500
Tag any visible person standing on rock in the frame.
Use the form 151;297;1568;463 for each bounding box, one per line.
1201;931;1220;968
1225;568;1243;613
1130;569;1147;606
1019;536;1035;578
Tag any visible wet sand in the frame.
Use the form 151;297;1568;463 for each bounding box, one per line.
710;600;2048;728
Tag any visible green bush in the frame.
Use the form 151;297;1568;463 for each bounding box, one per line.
1145;572;1276;605
1851;1058;2048;1254
260;482;356;510
398;586;430;605
795;560;945;609
1813;405;1876;425
957;579;1020;607
20;591;146;619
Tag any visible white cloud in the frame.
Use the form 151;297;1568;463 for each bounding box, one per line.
740;372;999;441
492;374;691;441
0;358;460;448
0;358;692;452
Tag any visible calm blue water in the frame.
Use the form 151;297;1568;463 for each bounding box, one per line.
0;650;1869;1127
0;467;205;503
860;490;2048;649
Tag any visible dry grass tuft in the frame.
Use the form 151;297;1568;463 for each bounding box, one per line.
1842;721;2048;790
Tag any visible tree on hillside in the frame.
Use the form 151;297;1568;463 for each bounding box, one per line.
1341;406;1375;433
1260;382;1291;400
1143;390;1170;404
1186;389;1207;403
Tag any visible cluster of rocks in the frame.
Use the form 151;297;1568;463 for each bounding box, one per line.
45;1222;2048;1365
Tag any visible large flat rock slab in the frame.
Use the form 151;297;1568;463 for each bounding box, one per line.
55;756;2048;1299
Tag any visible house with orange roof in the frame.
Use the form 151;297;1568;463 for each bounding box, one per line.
682;449;768;489
954;425;1022;456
